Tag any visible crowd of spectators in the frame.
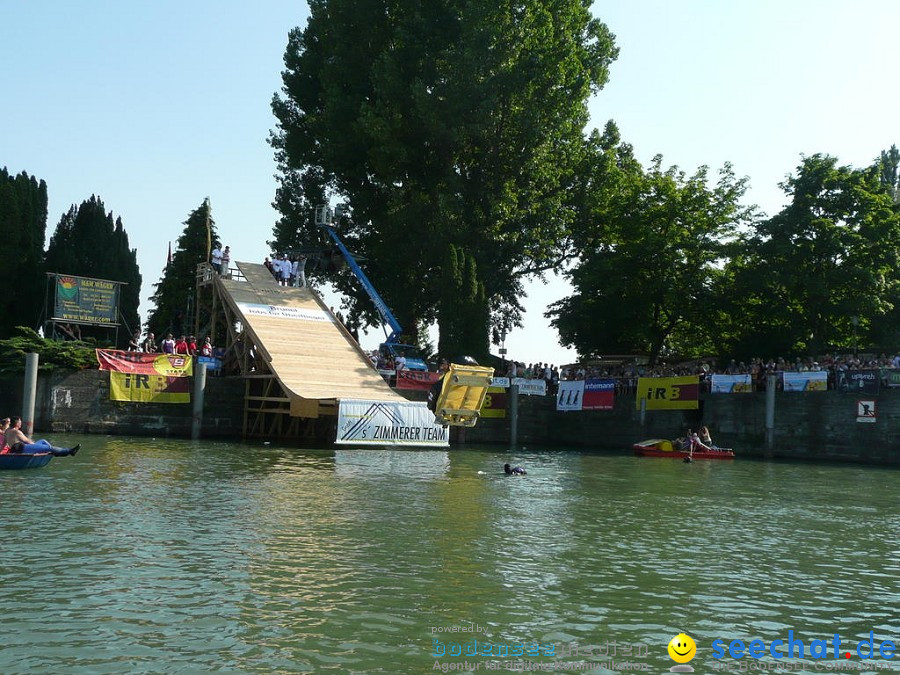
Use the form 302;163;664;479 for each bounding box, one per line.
553;353;900;393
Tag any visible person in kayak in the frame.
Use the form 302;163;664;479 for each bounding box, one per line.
4;416;80;456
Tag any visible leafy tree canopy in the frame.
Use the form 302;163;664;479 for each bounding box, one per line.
548;147;754;364
271;0;619;349
722;154;900;358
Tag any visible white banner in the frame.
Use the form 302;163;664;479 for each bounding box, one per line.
490;377;510;388
336;399;449;447
710;374;752;393
783;370;828;392
512;378;547;396
237;302;334;322
556;380;584;412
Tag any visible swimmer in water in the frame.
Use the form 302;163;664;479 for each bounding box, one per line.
504;463;526;475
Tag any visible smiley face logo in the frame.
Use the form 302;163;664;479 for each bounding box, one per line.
668;633;696;663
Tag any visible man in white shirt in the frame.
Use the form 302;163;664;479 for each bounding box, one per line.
211;246;223;275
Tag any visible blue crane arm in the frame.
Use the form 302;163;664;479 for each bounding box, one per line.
320;225;404;343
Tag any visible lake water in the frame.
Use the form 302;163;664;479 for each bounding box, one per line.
0;436;896;673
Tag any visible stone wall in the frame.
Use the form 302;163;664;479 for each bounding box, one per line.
2;370;898;463
464;390;900;465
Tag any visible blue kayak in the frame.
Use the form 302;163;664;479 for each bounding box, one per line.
0;452;53;470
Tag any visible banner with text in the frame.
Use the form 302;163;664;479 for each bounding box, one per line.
556;380;584;412
480;387;507;418
635;376;699;410
396;370;442;391
583;378;616;410
783;371;828;392
511;378;547;396
710;374;753;393
97;350;193;377
236;302;334;323
52;274;121;325
336;399;449;447
837;369;879;395
109;372;191;403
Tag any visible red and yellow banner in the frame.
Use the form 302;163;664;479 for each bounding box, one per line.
97;349;192;404
480;387;507;418
97;349;193;376
635;376;699;410
109;372;191;403
395;370;441;391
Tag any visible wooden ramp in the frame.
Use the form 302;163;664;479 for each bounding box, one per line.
219;262;405;423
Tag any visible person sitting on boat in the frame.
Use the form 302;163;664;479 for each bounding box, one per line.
3;416;80;457
504;463;527;475
673;433;691;451
698;425;717;450
0;417;9;454
690;430;712;453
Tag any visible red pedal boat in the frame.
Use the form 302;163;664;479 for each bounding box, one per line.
632;439;735;459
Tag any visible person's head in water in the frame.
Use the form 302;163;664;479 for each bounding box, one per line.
504;463;512;474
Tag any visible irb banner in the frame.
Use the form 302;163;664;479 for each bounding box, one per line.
636;376;699;410
710;374;752;393
556;380;584;411
336;399;449;447
583;378;615;410
109;372;191;403
783;371;828;392
480;387;507;418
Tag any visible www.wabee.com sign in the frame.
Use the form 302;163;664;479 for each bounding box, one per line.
635;376;699;410
336;400;449;447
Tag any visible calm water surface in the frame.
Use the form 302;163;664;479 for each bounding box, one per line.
0;436;896;674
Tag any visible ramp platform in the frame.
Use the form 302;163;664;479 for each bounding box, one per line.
201;261;406;437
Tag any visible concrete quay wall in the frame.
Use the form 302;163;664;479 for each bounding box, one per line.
465;389;900;465
1;370;897;463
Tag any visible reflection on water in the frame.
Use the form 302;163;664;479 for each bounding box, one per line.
0;437;896;673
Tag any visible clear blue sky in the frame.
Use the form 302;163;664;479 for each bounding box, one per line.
4;1;899;366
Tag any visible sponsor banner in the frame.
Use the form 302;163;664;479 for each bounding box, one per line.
336;399;449;447
710;374;753;393
109;372;191;403
490;377;510;388
882;369;900;388
583;378;616;411
96;349;193;377
783;370;828;392
556;380;584;412
481;387;507;418
636;376;699;410
236;302;334;322
396;370;441;391
837;369;879;395
52;274;121;325
512;378;547;396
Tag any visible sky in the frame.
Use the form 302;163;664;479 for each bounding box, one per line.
4;1;900;366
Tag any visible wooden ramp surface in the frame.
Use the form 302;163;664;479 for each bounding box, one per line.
221;262;405;407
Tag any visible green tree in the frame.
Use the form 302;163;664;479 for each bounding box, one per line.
437;244;489;360
271;0;619;351
548;154;753;364
0;168;48;338
44;195;143;347
723;154;900;358
147;200;218;340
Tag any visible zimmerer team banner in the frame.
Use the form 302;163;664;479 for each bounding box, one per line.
336;399;449;447
97;349;193;403
635;375;699;410
52;274;121;325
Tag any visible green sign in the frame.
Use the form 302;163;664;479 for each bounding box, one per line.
52;274;121;325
